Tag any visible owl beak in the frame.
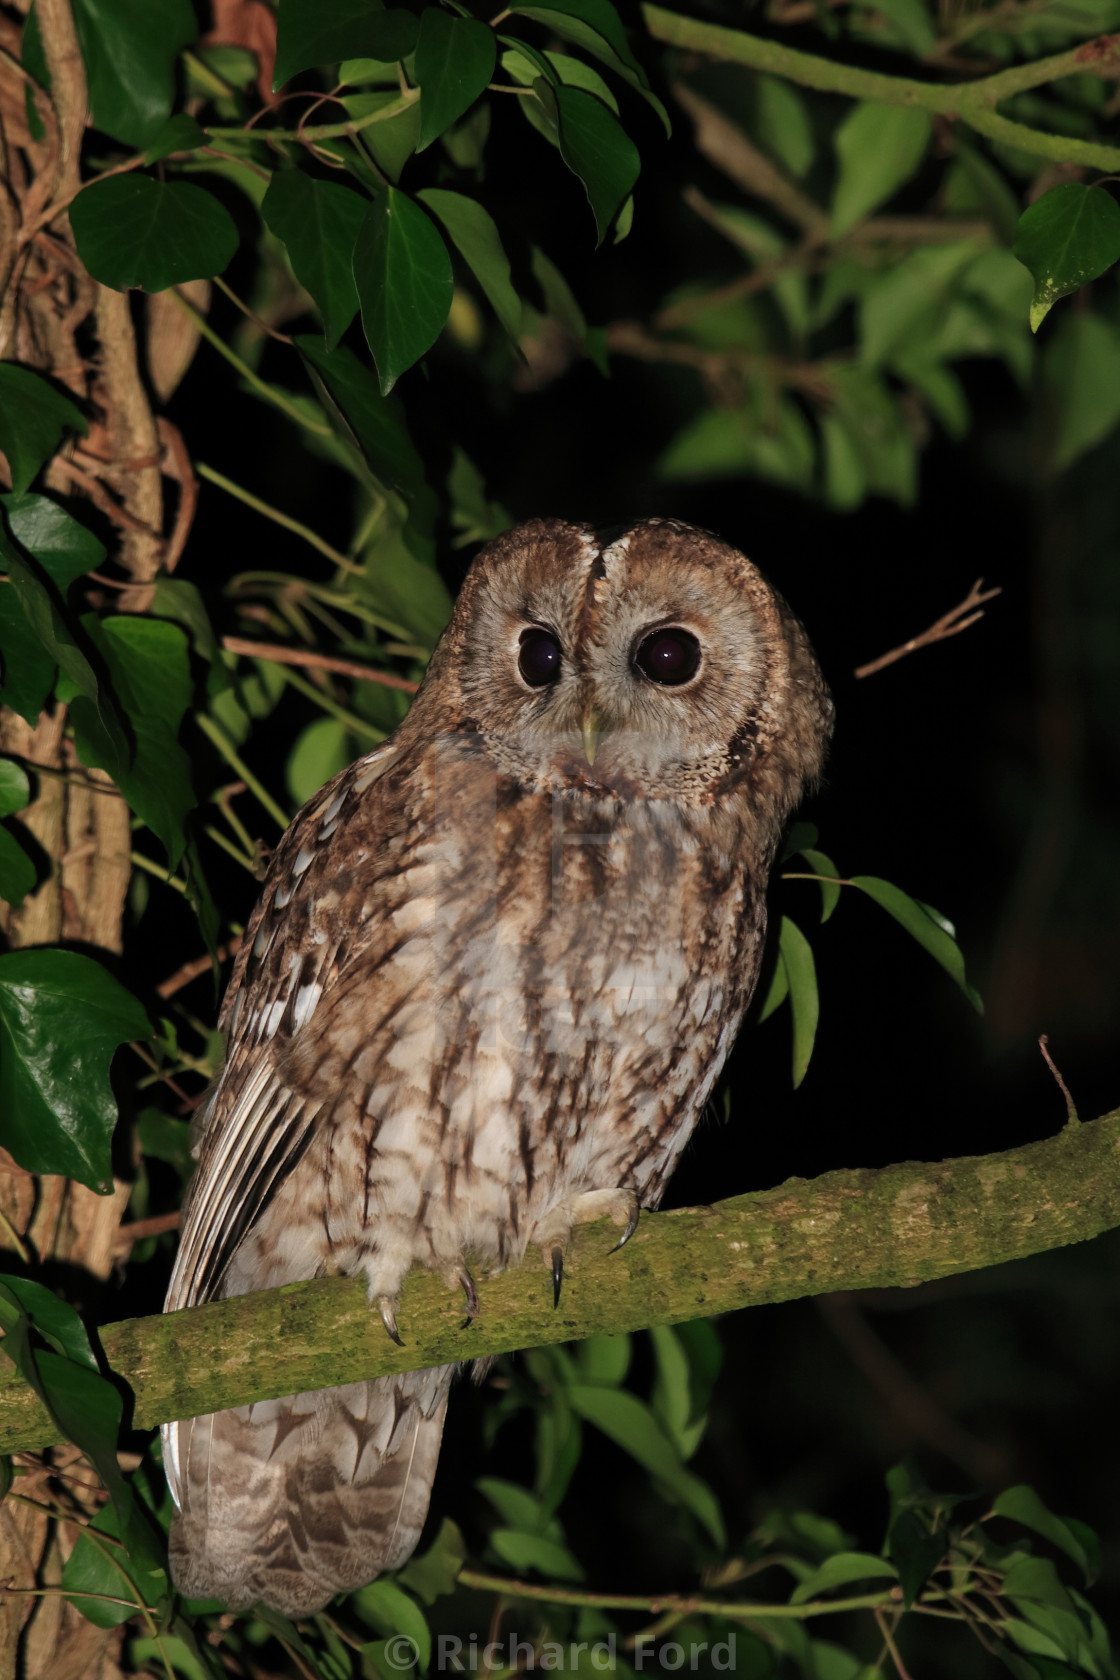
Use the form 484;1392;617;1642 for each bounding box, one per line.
580;704;603;766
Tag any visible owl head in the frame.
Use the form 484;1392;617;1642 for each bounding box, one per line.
405;518;833;829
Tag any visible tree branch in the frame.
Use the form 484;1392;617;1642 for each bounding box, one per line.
642;7;1120;172
1;1110;1117;1453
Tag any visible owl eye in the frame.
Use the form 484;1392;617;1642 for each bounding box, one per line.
634;627;701;687
518;628;562;687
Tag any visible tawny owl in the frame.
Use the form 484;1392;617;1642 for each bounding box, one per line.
162;517;833;1615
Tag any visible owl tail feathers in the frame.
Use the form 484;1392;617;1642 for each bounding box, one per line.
165;1368;453;1617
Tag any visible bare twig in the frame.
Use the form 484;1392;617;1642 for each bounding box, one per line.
1039;1035;1080;1127
156;936;242;1000
854;580;1002;680
221;636;421;693
111;1212;181;1255
875;1607;918;1680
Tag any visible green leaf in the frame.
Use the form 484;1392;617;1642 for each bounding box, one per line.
70;617;196;865
792;847;841;923
0;366;87;498
858;241;983;371
778;915;818;1088
755;954;789;1023
262;171;367;349
415;8;495;152
0;828;36;908
568;1385;725;1547
1042;310;1120;473
0;759;30;819
274;0;419;88
286;716;353;806
0;507;128;773
993;1486;1095;1582
887;1509;944;1608
62;1505;145;1627
789;1552;899;1605
0;1275;98;1369
754;75;813;179
659;395;816;491
417;188;523;339
136;1107;193;1178
848;876;982;1011
295;334;433;507
0;950;149;1191
649;1325;706;1460
70;176;239;293
347;91;422;184
70;0;197;147
5;493;105;592
545;81;639;245
576;1331;632;1387
490;1528;585;1580
353;1579;431;1671
865;0;938;55
353;189;455;394
831;104;932;237
821;364;917;507
143;112;208;164
510;0;670;133
397;1518;466;1606
1013;182;1120;331
502;45;618;112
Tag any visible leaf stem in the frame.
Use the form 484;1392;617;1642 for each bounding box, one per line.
204;89;419;145
640;6;1120;171
166;290;332;437
457;1569;901;1619
196;462;357;571
129;851;190;896
195;715;290;831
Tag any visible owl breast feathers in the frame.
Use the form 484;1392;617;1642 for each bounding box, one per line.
162;517;833;1615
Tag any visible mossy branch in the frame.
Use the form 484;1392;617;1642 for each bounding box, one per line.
641;5;1120;172
2;1111;1118;1453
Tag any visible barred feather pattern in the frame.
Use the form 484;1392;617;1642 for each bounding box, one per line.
163;518;833;1615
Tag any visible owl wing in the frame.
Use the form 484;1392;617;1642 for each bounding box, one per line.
165;738;405;1318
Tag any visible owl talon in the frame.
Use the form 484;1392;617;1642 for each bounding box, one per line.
378;1296;404;1347
607;1197;640;1255
458;1267;479;1319
551;1246;564;1308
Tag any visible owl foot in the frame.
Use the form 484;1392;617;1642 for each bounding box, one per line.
458;1267;479;1330
377;1295;404;1347
536;1188;640;1308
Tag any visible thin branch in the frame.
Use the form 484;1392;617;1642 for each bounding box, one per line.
197;462;359;572
642;7;1120;171
156;937;242;1000
854;580;1002;679
1;1108;1117;1451
1039;1034;1080;1126
875;1607;917;1680
111;1212;181;1255
166;290;332;438
195;714;290;831
221;636;420;694
458;1569;901;1620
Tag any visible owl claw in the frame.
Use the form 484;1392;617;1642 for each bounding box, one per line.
378;1296;404;1347
458;1267;479;1319
607;1198;640;1255
551;1246;564;1308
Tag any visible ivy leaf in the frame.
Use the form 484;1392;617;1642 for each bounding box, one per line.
397;1518;466;1606
353;189;454;394
0;513;128;776
541;82;640;245
0;366;87;498
0;949;149;1192
69;617;196;866
0;494;109;726
1042;312;1120;474
779;915;818;1088
510;0;670;133
142;112;207;164
353;1580;433;1670
415;9;496;153
888;1509;945;1608
831;103;932;237
0;829;36;908
70;176;239;293
1013;183;1120;332
848;875;982;1011
24;0;198;147
0;760;29;819
262;171;366;348
295;334;433;508
274;0;418;88
417;189;523;340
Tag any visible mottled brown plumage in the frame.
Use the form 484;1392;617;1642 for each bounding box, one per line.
163;518;833;1615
